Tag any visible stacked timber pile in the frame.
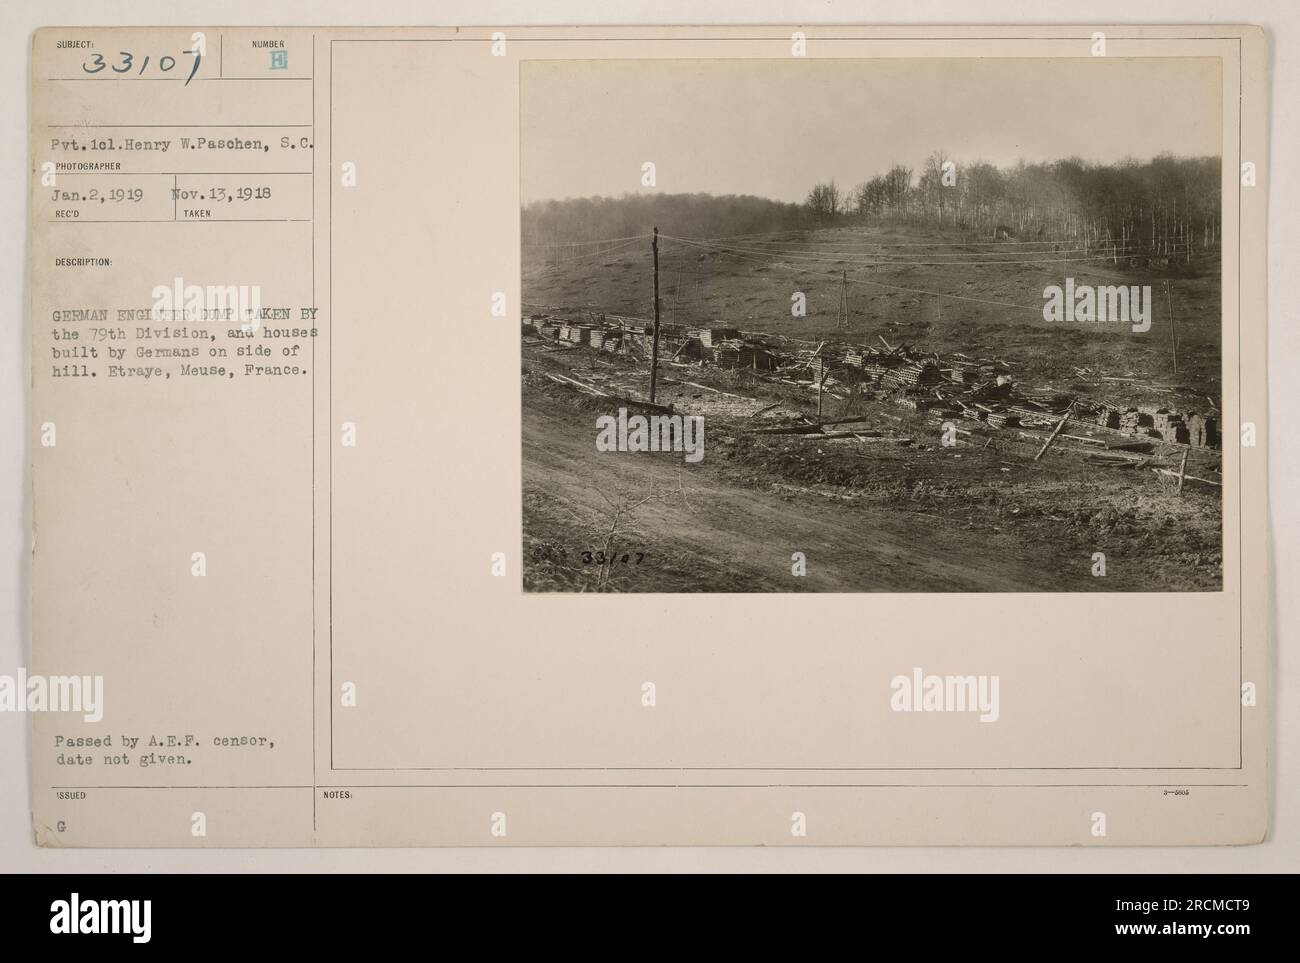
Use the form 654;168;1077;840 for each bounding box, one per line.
1149;408;1190;444
861;357;904;383
689;326;740;347
1095;407;1122;429
1148;407;1216;447
1116;408;1180;443
559;324;597;344
713;339;779;370
1186;413;1219;448
1107;405;1215;447
1118;408;1158;437
880;359;943;389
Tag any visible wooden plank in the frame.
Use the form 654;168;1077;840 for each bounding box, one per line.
679;380;751;400
816;416;880;427
1034;404;1074;461
547;372;608;396
1152;467;1221;487
749;425;824;436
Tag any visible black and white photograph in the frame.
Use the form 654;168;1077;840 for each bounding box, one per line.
521;57;1225;592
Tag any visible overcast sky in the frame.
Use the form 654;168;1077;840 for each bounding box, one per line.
521;57;1222;203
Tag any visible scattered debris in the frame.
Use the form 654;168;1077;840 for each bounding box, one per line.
523;315;1222;485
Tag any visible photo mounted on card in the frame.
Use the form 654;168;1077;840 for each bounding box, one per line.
29;25;1268;846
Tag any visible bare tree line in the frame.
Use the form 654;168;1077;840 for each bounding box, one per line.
521;153;1221;259
809;152;1221;250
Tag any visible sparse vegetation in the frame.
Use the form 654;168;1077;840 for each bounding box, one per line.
521;176;1222;593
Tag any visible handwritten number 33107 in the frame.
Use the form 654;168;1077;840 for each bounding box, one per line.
82;48;203;86
582;552;646;566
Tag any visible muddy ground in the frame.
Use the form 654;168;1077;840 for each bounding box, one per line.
521;342;1223;593
522;224;1222;408
522;224;1222;592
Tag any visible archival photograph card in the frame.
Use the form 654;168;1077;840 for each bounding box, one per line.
28;24;1269;846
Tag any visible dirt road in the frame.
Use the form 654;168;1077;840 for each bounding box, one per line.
523;399;1075;592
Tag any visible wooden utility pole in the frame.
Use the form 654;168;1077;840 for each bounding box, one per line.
1164;280;1179;377
817;357;825;417
840;270;849;329
649;227;662;403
